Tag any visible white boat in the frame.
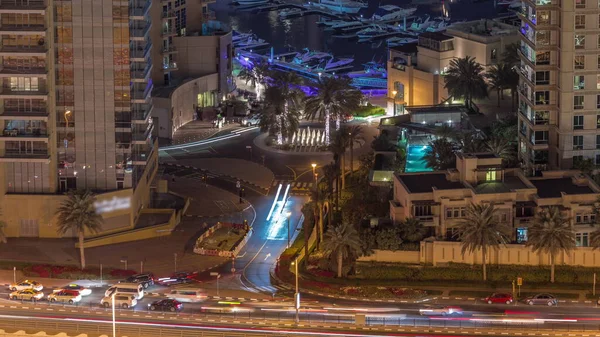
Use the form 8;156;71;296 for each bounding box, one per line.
356;25;391;39
386;37;418;47
371;5;417;21
279;8;304;18
310;55;354;71
425;17;451;32
409;15;433;32
309;0;367;14
327;20;364;29
236;0;269;5
293;48;332;65
234;35;269;49
232;31;253;43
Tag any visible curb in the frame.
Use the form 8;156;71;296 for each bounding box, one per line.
252;133;333;157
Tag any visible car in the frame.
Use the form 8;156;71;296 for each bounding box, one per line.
9;280;43;292
419;306;464;316
166;289;206;303
156;271;199;286
524;293;557;306
148;299;183;312
9;289;44;301
48;290;82;304
100;294;137;309
241;114;260;126
343;113;354;122
120;273;154;289
484;293;513;304
54;284;92;296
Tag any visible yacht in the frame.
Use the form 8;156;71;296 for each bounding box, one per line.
232;31;253;43
293;48;332;65
425;17;451;32
310;55;354;72
234;35;269;49
409;15;433;32
356;25;392;39
309;0;367;14
371;5;417;21
386;37;418;47
326;20;364;30
279;8;304;18
347;62;387;89
236;0;269;5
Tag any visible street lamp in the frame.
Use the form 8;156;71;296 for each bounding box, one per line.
210;272;221;296
314;172;318;185
291;256;300;323
311;163;316;175
286;212;292;249
391;91;397;116
111;292;116;337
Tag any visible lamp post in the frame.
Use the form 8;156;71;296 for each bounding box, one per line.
111;292;116;337
286;212;291;249
311;163;316;176
210;272;221;296
391;91;397;116
64;110;72;126
314;172;318;185
291;256;300;323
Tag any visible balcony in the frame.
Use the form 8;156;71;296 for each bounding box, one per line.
162;10;175;19
132;123;153;144
130;45;151;61
132;104;152;124
131;84;152;103
0;67;47;77
0;25;46;35
0;0;46;14
161;45;177;55
129;0;151;19
0;87;48;99
0;45;47;56
0;109;47;120
162;62;177;72
0;149;49;163
0;127;48;141
161;27;177;38
131;64;151;82
131;23;151;41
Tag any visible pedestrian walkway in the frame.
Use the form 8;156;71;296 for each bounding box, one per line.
169;120;243;146
272;180;313;195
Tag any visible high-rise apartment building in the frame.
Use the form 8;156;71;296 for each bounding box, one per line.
518;0;598;173
0;0;157;237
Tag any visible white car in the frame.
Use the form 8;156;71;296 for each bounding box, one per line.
9;280;43;292
101;294;137;309
54;284;92;296
419;306;464;316
241;114;260;126
9;289;44;301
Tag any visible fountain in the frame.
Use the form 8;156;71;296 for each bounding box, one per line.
288;127;326;149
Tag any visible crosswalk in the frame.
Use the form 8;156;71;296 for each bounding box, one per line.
248;284;293;294
272;180;314;190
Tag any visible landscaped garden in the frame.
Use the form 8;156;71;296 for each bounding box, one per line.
196;226;246;251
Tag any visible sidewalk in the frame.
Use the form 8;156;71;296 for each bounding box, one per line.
168;120;243;146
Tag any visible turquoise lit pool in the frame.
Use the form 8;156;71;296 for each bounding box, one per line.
405;145;433;173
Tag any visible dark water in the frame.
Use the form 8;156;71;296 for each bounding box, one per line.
211;0;507;66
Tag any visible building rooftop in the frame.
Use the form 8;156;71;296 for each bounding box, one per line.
419;32;453;42
448;19;517;37
530;178;595;198
390;43;418;54
474;176;529;194
397;173;466;193
405;104;467;114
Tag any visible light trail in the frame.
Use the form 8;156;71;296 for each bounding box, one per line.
266;184;282;221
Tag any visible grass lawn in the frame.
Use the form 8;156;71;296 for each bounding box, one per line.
197;227;246;251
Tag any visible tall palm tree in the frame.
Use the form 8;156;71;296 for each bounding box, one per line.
330;129;350;190
322;163;338;229
504;64;520;112
55;190;103;269
455;203;511;281
443;56;488;110
346;125;365;173
527;206;576;283
502;42;520;67
485;136;515;163
460;132;486;153
485;64;508;107
423;138;456;170
434;125;458;141
304;76;362;144
309;184;328;247
270;71;304;144
237;61;270;100
399;217;427;243
322;222;362;278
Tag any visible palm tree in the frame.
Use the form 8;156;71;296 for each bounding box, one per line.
237;61;270;100
591;229;600;249
309;184;328;247
322;163;338;229
527;206;576;283
270;71;304;144
460;132;486;153
502;42;520;67
485;136;515;163
55;190;103;269
443;56;488;110
504;65;520;111
304;76;362;144
485;64;508;107
330;128;350;190
454;203;511;281
346;125;365;173
399;218;427;243
573;157;595;176
423;138;456;170
371;131;395;152
322;222;362;278
434;125;458;140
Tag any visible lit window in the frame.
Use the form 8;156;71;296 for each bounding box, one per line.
486;170;497;181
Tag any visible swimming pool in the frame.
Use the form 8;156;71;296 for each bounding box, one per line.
405;145;433;173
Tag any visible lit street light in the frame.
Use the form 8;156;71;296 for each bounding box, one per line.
291;256;300;323
311;163;316;176
391;90;398;116
64;110;72;126
210;272;221;296
111;292;116;337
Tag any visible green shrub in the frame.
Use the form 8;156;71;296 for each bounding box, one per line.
351;104;385;118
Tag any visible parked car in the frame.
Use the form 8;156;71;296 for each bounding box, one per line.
120;274;154;289
484;293;513;304
524;293;557;306
9;289;44;301
100;294;137;309
419;306;464;316
54;284;92;296
148;299;183;312
156;271;199;286
48;290;82;304
9;280;43;292
241;114;260;126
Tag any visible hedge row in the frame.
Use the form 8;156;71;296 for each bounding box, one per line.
353;262;600;285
